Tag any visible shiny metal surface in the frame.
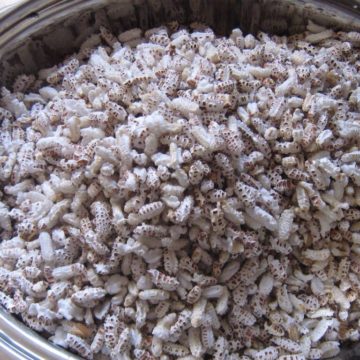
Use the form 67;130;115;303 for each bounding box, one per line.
0;1;360;359
0;0;28;17
0;307;80;360
1;0;360;86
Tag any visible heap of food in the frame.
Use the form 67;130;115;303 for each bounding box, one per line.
0;21;360;360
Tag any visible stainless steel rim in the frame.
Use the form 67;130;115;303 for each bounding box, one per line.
0;1;360;359
0;0;114;59
0;308;81;360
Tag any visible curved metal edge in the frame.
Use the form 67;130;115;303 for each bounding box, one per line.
283;0;360;30
0;0;28;18
315;0;360;16
1;0;360;61
0;0;359;359
0;308;81;360
0;0;62;36
0;0;117;58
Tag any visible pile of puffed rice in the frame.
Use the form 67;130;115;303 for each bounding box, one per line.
0;20;360;360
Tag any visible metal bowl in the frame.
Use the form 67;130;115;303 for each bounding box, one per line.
0;1;360;359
